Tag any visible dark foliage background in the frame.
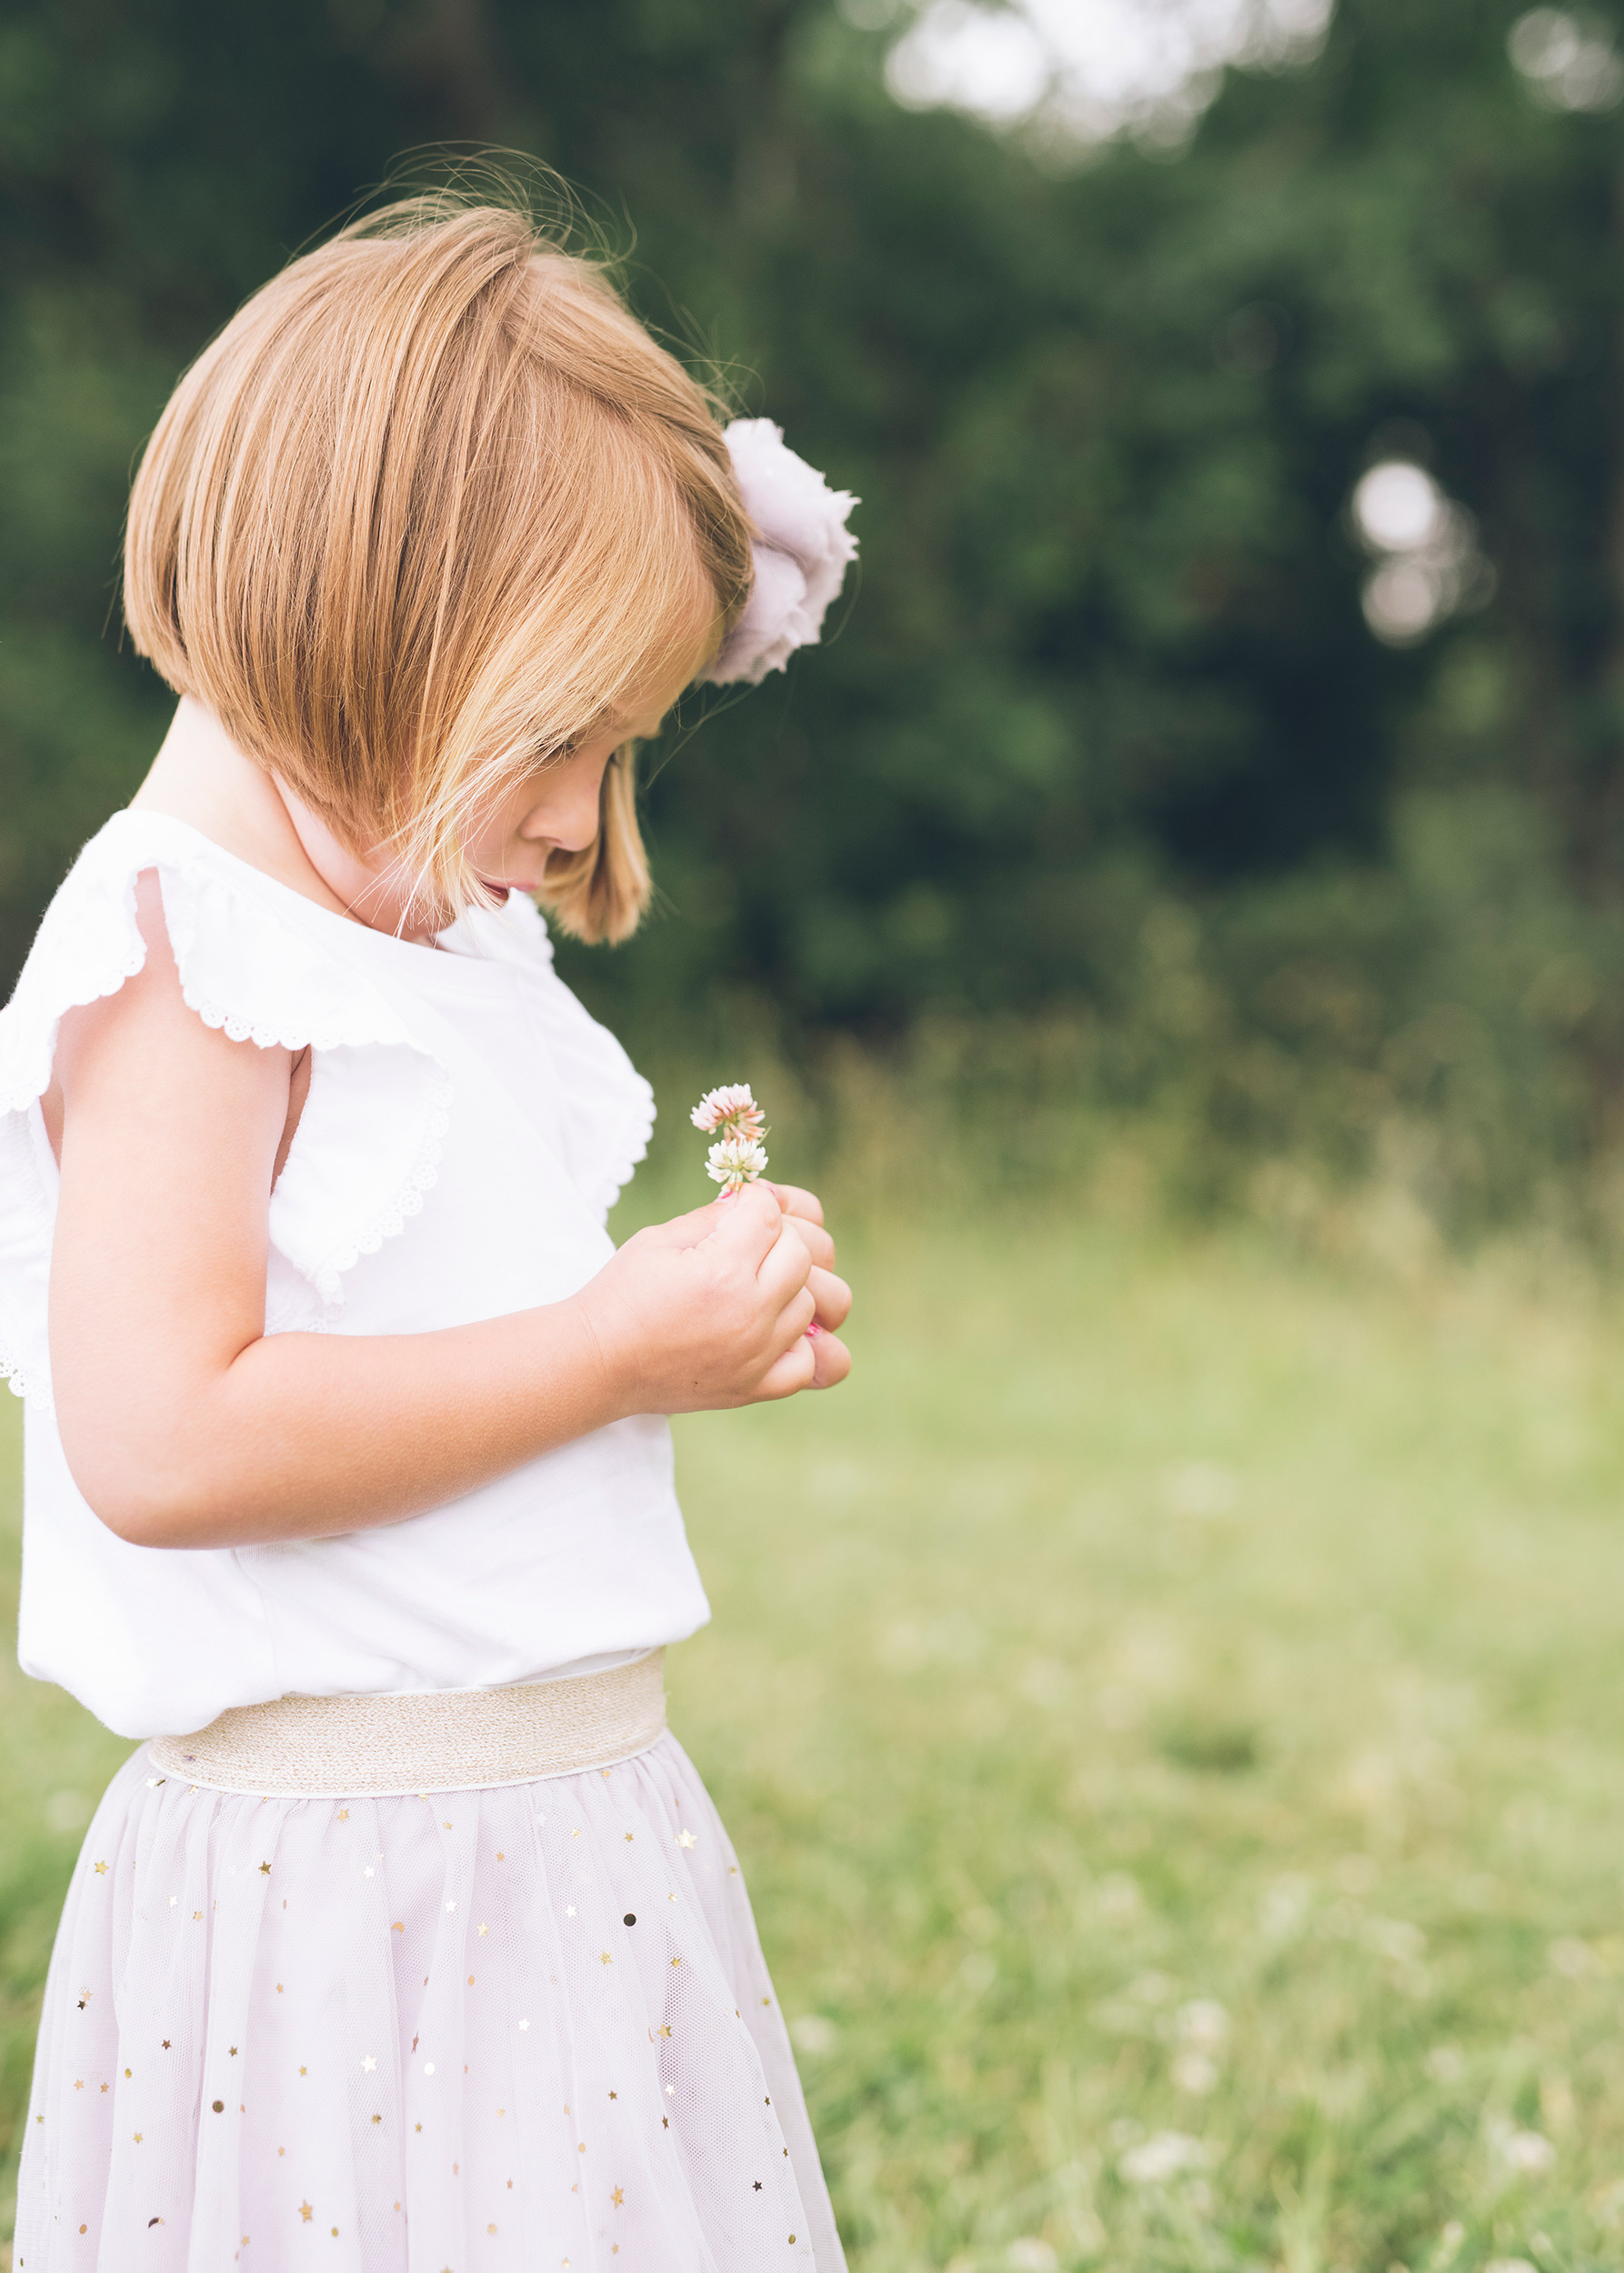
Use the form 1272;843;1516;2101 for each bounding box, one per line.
8;0;1624;1224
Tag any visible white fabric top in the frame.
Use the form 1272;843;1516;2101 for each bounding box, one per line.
0;809;711;1738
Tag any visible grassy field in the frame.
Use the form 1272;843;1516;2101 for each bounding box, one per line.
7;1197;1624;2269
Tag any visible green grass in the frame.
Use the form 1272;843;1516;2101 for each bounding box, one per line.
10;1201;1624;2269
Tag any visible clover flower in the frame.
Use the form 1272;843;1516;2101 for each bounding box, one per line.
694;1084;771;1195
691;1083;766;1141
1119;2130;1205;2186
705;1134;769;1196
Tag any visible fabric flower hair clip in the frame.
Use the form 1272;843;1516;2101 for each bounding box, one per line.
691;1084;768;1196
702;420;859;687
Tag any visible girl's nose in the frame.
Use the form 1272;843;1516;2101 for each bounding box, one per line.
520;775;602;855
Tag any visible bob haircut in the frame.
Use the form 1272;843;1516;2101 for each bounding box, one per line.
123;192;753;942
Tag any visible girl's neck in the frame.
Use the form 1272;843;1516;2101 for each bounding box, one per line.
131;699;428;937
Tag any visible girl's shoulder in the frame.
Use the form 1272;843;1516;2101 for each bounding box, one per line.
0;811;463;1405
0;807;434;1117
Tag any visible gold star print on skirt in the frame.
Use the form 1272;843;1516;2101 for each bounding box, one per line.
16;1736;842;2269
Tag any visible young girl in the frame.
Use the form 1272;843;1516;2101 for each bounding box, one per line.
4;193;858;2271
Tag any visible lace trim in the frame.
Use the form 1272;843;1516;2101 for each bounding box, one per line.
181;983;372;1057
263;1290;335;1338
585;1073;656;1219
0;1338;32;1401
305;1072;455;1307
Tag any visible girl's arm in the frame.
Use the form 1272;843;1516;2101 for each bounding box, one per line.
46;875;851;1551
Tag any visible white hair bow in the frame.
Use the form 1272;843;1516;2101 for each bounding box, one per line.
701;418;859;686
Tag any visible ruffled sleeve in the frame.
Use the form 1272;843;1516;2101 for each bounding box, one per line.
154;846;455;1309
0;812;456;1400
454;893;655;1224
0;822;160;1400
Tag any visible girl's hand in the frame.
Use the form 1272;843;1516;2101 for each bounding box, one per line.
574;1184;852;1415
765;1182;852;1386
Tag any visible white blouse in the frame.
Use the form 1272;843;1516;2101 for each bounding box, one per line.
0;809;711;1738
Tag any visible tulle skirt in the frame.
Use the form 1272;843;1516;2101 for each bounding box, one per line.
15;1736;845;2272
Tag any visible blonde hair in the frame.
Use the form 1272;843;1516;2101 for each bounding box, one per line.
123;192;753;941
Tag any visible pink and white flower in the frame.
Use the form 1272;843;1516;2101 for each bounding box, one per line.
690;1084;766;1140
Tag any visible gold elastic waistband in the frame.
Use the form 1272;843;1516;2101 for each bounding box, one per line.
145;1649;667;1798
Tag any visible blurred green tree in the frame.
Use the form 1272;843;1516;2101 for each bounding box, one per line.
5;0;1624;1171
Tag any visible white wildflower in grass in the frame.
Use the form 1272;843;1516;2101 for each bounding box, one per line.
1501;2128;1557;2176
1483;2260;1538;2273
1368;1916;1426;1965
1172;2049;1219;2095
690;1083;766;1141
790;2014;837;2055
1006;2242;1058;2273
1260;1874;1311;1939
1160;1996;1227;2091
1176;1998;1229;2051
1119;2130;1204;2185
706;1134;769;1196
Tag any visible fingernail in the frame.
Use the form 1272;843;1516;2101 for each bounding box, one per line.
805;1322;823;1338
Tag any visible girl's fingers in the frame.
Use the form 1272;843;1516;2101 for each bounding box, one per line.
707;1183;786;1267
755;1217;813;1305
767;1182;824;1227
645;1186;781;1254
807;1264;852;1332
775;1286;818;1347
634;1202;730;1252
753;1331;819;1401
807;1328;850;1388
779;1216;836;1272
755;1299;847;1400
